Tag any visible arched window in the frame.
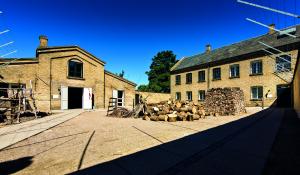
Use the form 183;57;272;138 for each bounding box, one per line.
68;59;83;78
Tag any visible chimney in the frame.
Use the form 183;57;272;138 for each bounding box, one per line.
205;44;211;53
269;24;275;34
39;35;48;47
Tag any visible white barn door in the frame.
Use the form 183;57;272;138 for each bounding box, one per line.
83;88;92;109
61;86;68;110
112;90;118;107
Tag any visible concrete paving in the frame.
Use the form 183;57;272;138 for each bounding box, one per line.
0;109;83;150
74;108;284;175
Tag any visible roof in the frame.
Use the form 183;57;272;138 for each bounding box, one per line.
37;45;106;65
104;70;137;87
171;25;300;73
0;58;38;65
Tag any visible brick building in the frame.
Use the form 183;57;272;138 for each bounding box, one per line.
0;36;136;112
170;25;300;107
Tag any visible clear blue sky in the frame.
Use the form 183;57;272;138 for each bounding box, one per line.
1;0;299;85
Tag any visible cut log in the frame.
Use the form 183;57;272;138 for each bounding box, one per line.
192;106;198;114
175;101;182;108
187;113;194;121
150;115;159;121
158;115;168;121
193;114;200;120
143;115;150;121
167;113;177;122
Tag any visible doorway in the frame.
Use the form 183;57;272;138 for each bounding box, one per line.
117;90;124;107
68;87;83;109
276;84;291;107
112;90;124;107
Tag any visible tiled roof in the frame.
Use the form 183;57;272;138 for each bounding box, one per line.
172;25;300;72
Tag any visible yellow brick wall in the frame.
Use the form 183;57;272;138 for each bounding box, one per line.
0;48;106;112
104;72;136;109
136;92;171;104
171;50;298;107
293;57;300;113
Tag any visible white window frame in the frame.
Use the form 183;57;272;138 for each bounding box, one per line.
212;67;221;80
198;90;205;101
186;91;192;101
250;60;263;75
251;86;263;100
175;75;181;85
230;64;240;78
198;70;205;82
175;92;181;100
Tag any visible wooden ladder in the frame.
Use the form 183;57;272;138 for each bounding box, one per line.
107;98;117;116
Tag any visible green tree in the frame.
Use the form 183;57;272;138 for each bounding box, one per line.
137;84;149;92
138;51;177;93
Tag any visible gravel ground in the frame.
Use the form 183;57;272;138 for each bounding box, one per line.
0;108;262;175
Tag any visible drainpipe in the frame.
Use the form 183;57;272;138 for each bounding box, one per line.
50;58;52;112
207;65;210;90
103;71;106;108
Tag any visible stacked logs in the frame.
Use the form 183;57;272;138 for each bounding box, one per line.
142;100;206;122
205;87;246;116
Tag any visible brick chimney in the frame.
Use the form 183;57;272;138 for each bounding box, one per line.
269;24;275;34
39;35;48;48
206;44;211;53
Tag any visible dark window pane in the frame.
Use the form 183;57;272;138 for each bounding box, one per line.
186;73;192;84
213;68;221;80
175;75;181;85
69;60;83;78
198;71;205;82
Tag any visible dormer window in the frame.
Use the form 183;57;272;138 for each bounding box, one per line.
68;59;83;78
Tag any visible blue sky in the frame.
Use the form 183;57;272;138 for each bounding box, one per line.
0;0;299;85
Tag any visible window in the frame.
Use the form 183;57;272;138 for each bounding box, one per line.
230;64;240;78
198;70;205;82
251;86;263;100
275;55;291;72
250;60;263;75
175;92;181;100
186;73;192;84
212;68;221;80
175;75;181;85
68;59;83;78
198;90;205;101
186;91;192;101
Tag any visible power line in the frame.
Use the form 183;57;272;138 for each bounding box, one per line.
237;0;300;18
0;41;14;48
0;30;9;35
246;18;297;38
0;50;18;58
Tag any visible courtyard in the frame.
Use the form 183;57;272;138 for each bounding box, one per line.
0;107;287;175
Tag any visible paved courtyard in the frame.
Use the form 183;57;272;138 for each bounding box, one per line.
0;107;284;175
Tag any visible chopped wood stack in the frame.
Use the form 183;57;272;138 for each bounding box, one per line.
108;107;133;118
205;87;246;116
142;100;205;122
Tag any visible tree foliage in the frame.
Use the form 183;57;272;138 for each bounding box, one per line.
138;51;177;93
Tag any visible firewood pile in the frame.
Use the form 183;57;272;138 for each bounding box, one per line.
205;87;246;116
108;107;134;118
142;100;206;122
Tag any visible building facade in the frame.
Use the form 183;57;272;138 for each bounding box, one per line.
0;36;136;112
171;25;300;107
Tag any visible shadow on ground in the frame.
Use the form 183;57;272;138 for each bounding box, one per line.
263;109;300;175
68;107;297;175
0;156;33;175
